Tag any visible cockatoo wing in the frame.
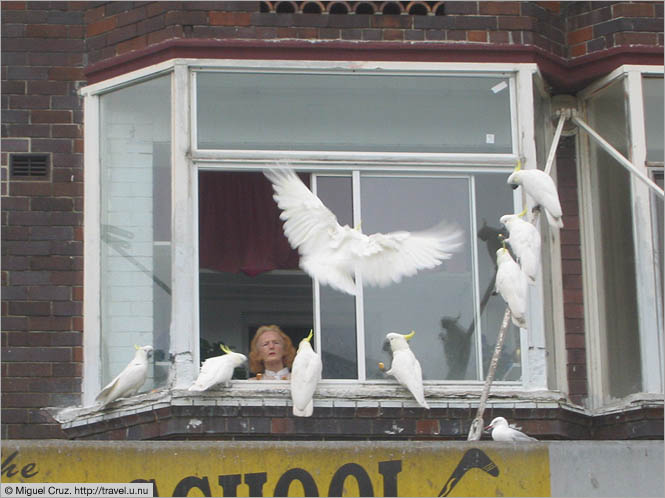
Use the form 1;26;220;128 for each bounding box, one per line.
356;224;463;287
264;168;342;254
496;252;528;328
95;361;148;405
387;349;429;409
188;355;236;391
290;348;322;417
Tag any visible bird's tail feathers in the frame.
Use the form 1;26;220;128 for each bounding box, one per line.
544;209;564;229
293;399;314;417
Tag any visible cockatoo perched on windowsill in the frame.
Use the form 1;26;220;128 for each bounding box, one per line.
188;344;247;392
264;167;464;296
381;331;429;409
500;208;541;284
290;329;323;417
495;246;528;329
507;162;563;229
95;345;153;407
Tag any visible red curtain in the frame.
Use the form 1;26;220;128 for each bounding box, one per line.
198;171;301;276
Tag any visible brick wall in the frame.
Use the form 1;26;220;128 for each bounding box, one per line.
1;1;663;440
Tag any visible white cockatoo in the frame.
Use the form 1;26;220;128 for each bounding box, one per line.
188;344;247;392
264;167;464;296
495;247;528;328
485;416;537;441
500;209;541;284
382;331;429;409
95;345;153;406
290;329;323;417
507;163;563;229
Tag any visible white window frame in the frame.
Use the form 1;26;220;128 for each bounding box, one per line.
577;65;665;410
81;59;562;408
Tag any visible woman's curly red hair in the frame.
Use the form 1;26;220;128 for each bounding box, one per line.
248;325;296;375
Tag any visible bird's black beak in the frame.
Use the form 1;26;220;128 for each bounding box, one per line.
510;184;518;190
382;340;391;352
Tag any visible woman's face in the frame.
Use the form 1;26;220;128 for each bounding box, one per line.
257;330;284;364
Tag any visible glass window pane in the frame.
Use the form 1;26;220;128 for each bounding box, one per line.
654;172;664;312
588;78;642;398
359;175;477;381
316;176;358;379
475;173;522;381
100;75;171;391
197;72;512;153
643;77;664;162
198;171;313;377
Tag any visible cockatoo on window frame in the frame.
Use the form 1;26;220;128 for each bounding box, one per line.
495;246;528;329
95;345;153;406
500;208;541;284
264;167;464;296
507;162;563;229
382;330;429;409
290;329;323;417
188;344;247;392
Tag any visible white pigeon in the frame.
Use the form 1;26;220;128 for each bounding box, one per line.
264;167;464;296
500;209;541;284
383;331;429;409
507;165;563;229
290;329;323;417
95;345;153;406
485;416;537;441
495;247;528;328
188;344;247;392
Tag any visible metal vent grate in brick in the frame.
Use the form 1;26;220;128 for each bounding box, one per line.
10;154;49;178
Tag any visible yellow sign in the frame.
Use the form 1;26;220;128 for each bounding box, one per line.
2;441;550;497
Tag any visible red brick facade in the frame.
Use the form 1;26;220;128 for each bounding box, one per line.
2;1;663;440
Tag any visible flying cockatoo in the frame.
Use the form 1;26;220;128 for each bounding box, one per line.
382;331;429;409
264;167;464;296
495;246;528;328
188;344;247;392
507;163;563;229
485;416;537;441
500;209;541;284
290;329;323;417
95;345;153;406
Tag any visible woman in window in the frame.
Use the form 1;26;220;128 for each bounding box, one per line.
249;325;296;380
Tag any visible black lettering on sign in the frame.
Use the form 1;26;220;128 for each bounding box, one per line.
131;479;159;497
173;476;212;497
245;472;268;497
218;474;242;496
437;448;499;497
378;460;402;497
1;451;39;479
274;468;319;497
328;463;373;497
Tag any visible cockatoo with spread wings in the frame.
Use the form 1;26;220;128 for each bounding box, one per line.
507;163;563;229
290;330;323;417
188;344;247;392
495;246;528;329
382;331;429;409
500;209;541;284
95;345;153;406
264;167;464;296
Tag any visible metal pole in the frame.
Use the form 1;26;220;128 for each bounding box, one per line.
572;114;664;200
467;307;512;440
544;112;567;177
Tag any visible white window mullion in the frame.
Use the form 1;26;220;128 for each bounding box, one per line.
82;94;101;406
170;63;198;389
352;171;367;381
626;70;664;393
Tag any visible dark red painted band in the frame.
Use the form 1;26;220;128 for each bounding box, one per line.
85;38;664;93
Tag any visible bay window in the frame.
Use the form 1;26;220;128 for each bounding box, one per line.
83;61;557;407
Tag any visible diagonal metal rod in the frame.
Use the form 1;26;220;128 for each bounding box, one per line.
544;112;567;177
572;114;664;199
